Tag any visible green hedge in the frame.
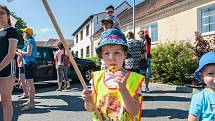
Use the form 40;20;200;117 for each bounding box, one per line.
86;56;101;68
151;42;198;85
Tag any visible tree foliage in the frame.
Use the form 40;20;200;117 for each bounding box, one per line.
11;12;27;47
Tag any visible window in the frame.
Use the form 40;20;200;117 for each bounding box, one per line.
143;22;158;42
80;30;83;40
199;5;215;33
96;16;99;24
86;46;90;57
76;34;78;43
81;49;83;58
86;25;89;36
75;51;78;57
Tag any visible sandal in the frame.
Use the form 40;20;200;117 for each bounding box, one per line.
20;101;30;107
21;104;35;111
18;95;29;100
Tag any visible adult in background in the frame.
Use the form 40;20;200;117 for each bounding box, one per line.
105;5;120;30
125;31;145;74
0;5;18;121
54;42;70;91
139;29;152;93
17;27;37;111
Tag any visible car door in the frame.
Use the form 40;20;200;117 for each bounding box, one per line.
35;47;56;80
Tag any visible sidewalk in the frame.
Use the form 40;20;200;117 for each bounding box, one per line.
141;82;197;121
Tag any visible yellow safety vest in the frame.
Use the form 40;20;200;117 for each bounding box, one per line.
91;70;144;121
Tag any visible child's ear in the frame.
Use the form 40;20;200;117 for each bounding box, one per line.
124;52;128;59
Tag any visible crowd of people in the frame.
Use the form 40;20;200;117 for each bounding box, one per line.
0;4;214;121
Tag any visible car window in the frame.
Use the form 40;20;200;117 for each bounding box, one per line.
36;51;43;60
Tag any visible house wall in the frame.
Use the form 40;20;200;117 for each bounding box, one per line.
73;21;92;58
121;0;215;44
72;2;131;58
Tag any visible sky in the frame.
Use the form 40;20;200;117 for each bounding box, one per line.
1;0;143;41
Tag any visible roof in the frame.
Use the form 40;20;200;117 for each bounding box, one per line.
72;1;131;36
47;39;74;47
118;0;185;25
36;41;46;47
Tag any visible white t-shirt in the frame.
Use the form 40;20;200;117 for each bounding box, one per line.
54;50;64;66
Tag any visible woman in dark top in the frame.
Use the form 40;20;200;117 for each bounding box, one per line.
125;31;145;74
0;5;18;121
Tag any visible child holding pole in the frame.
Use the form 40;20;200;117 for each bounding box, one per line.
82;29;144;121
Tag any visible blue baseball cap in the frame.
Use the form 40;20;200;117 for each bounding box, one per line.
96;29;128;55
194;52;215;82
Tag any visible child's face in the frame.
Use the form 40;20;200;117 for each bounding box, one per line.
101;44;127;71
200;64;215;88
102;22;113;30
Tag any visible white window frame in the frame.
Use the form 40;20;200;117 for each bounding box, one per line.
197;3;215;36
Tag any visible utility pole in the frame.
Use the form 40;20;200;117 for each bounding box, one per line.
133;0;135;34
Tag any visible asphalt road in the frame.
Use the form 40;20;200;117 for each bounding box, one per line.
0;81;194;121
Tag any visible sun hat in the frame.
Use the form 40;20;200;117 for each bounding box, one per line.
194;52;215;82
21;27;33;36
95;28;128;55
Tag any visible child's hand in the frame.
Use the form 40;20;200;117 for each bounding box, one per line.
113;70;128;91
82;89;93;104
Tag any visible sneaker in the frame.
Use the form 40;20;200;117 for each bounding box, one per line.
64;86;70;90
145;88;151;93
56;88;62;91
21;104;35;111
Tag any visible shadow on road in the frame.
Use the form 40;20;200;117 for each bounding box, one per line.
150;90;192;94
142;108;188;119
143;95;191;102
35;95;85;111
8;95;85;121
0;101;51;121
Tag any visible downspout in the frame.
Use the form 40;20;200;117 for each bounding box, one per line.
90;18;93;57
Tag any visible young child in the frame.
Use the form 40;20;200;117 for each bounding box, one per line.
82;29;144;121
188;52;215;121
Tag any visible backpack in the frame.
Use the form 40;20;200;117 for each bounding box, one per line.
63;54;70;66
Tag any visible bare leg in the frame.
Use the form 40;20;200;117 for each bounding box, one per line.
26;79;35;106
0;77;15;121
19;73;28;96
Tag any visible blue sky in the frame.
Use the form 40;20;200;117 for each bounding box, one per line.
2;0;143;41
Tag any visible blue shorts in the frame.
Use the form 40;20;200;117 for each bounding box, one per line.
0;59;16;78
24;62;37;79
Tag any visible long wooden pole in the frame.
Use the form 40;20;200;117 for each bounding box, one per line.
41;0;103;120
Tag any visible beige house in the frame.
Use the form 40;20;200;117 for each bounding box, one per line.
117;0;215;44
72;1;131;58
92;0;215;57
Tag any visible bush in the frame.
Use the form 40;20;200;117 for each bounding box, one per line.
151;42;198;85
187;32;215;59
86;56;101;68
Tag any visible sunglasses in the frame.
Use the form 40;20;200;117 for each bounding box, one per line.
106;11;114;14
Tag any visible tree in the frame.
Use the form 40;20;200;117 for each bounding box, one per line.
12;12;27;47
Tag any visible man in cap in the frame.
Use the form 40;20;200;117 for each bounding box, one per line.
105;5;120;30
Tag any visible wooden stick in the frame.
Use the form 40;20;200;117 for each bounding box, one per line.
41;0;103;120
